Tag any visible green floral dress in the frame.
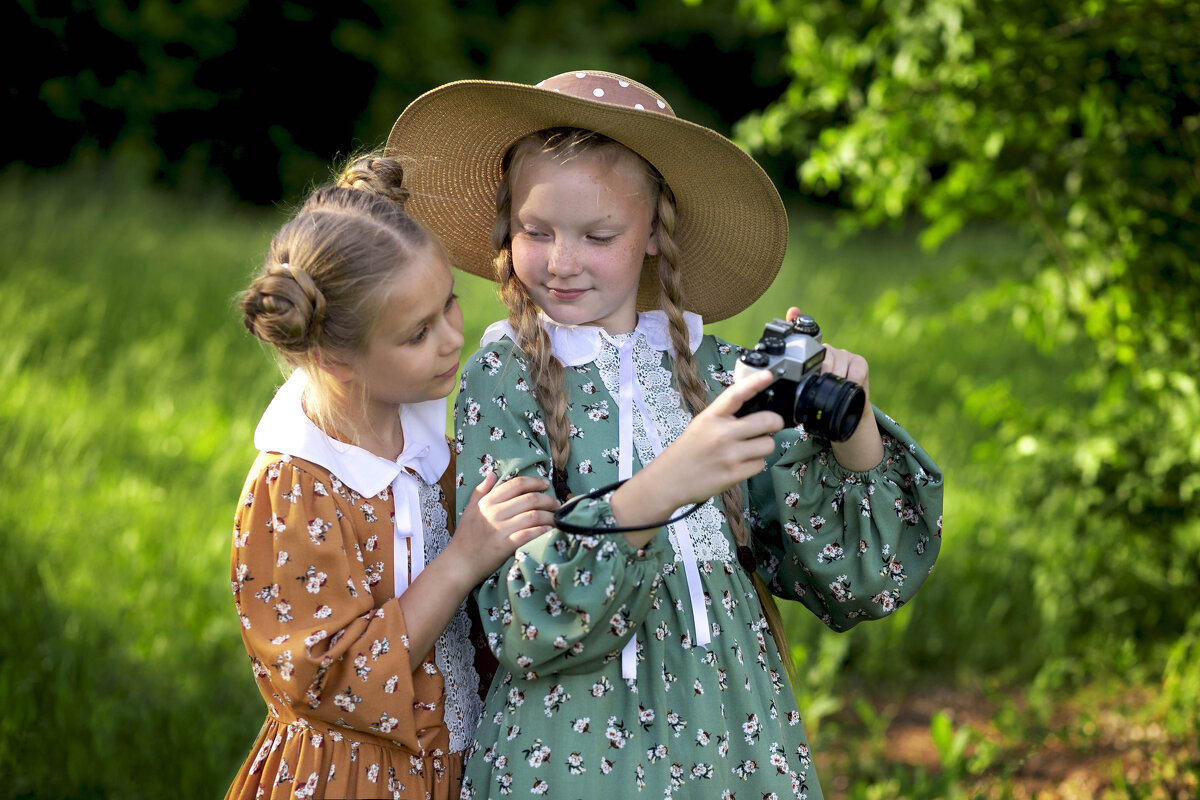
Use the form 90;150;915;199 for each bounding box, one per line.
453;312;943;800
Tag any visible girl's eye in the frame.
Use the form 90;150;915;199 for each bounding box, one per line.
408;327;428;345
588;234;617;244
445;293;459;311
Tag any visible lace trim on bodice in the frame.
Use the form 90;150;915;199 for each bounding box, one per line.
594;333;733;563
419;477;482;752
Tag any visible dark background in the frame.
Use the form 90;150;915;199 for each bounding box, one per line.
5;0;793;204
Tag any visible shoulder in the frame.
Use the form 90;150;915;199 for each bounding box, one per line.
240;451;346;508
461;337;526;376
458;338;532;399
703;332;742;356
688;333;741;389
234;453;352;552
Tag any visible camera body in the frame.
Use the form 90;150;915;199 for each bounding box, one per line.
732;315;866;442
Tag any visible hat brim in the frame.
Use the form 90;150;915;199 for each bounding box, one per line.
385;78;787;322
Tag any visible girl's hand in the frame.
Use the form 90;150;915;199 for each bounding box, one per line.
451;472;559;585
786;306;870;400
610;369;783;543
786;306;883;471
397;473;556;664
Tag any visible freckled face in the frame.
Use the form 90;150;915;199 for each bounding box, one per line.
509;150;659;335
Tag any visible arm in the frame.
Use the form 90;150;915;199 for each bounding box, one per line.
608;367;784;545
397;470;556;664
231;457;423;749
454;343;672;677
747;408;944;631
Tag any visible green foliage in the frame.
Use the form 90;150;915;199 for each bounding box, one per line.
0;164;513;798
734;0;1200;675
11;0;785;204
0;155;1188;794
0;165;269;798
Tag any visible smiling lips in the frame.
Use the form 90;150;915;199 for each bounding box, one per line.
548;287;588;300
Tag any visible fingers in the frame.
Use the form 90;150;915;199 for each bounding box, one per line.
452;474;555;563
472;474;558;538
782;310;870;384
821;345;871;389
483;474;550;504
488;491;559;524
718;429;778;477
464;470;500;508
510;525;553;548
710;368;775;415
731;409;785;437
507;508;557;532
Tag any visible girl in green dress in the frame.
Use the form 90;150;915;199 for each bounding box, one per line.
385;70;944;800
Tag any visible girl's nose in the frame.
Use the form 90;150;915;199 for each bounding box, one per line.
438;312;465;354
547;241;582;277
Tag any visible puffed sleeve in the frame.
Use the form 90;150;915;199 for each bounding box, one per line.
746;408;943;632
230;456;422;750
453;342;666;678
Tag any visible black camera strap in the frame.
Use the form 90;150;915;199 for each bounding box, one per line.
549;478;762;572
552;477;706;535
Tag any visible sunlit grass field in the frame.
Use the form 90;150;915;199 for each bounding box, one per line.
2;164;1194;799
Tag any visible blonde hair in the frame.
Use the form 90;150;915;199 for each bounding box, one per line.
240;153;435;440
493;128;794;681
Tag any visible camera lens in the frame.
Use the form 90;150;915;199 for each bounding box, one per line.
794;374;866;442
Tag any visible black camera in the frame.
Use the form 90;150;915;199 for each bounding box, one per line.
732;315;866;442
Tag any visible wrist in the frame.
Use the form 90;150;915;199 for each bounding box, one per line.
830;408;884;472
429;538;487;596
609;470;678;548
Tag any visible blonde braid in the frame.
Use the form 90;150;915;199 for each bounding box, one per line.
492;172;573;497
655;186;797;684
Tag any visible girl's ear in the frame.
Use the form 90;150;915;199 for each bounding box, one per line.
313;348;356;384
645;226;660;257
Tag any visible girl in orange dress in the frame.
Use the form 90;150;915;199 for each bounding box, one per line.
225;154;558;800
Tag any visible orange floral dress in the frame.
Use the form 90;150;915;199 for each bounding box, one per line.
225;372;487;800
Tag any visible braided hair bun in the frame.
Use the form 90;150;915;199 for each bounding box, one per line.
241;262;328;353
335;155;411;210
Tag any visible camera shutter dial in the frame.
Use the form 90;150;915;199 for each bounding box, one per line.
740;350;770;368
791;315;820;336
760;335;787;355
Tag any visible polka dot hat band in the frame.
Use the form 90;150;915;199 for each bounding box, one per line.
385;70;788;323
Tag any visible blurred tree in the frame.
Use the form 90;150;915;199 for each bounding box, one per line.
5;0;785;203
732;0;1200;666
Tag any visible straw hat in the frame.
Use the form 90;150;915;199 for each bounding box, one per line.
384;69;787;322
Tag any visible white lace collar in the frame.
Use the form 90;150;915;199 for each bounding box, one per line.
253;369;450;496
479;309;704;365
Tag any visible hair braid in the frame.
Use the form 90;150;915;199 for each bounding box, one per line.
335;155;411;210
492;172;573;497
655;186;797;684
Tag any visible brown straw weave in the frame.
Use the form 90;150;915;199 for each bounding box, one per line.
385;70;787;322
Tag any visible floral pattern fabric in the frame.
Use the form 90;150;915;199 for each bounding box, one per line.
226;451;476;800
453;327;943;800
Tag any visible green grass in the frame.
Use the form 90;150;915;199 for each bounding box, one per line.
1;163;1193;799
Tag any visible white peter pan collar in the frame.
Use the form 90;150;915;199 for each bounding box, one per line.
480;309;704;364
254;370;449;493
254;370;450;599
